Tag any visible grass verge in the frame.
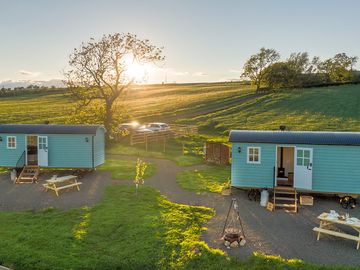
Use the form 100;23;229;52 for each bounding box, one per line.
99;159;156;180
176;165;231;193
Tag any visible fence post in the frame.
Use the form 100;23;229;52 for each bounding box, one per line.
145;134;148;152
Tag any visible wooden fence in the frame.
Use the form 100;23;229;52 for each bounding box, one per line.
129;124;198;152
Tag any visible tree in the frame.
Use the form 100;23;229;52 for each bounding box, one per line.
241;47;280;91
263;62;296;89
319;53;358;83
64;33;164;140
287;52;310;74
134;158;148;196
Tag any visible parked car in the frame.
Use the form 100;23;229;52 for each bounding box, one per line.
118;122;140;133
146;122;170;132
118;122;153;134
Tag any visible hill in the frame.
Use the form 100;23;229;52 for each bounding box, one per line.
1;83;360;134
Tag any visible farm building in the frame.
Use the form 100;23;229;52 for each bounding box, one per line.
229;130;360;195
0;124;105;169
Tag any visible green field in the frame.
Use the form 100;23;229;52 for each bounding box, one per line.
1;83;360;135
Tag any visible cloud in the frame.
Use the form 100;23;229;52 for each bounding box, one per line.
229;68;242;74
153;67;189;76
192;72;208;76
18;70;40;77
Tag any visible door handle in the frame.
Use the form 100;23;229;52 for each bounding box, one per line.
307;163;312;170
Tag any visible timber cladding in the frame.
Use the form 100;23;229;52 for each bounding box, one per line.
205;142;230;165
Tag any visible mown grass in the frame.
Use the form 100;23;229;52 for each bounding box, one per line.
0;186;355;270
107;137;205;166
98;159;156;180
0;185;214;270
176;165;231;193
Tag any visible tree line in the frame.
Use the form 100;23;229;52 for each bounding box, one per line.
241;48;360;91
0;86;65;97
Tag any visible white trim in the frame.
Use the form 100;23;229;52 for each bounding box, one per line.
6;136;17;149
247;146;261;164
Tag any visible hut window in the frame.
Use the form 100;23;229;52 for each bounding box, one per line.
7;136;17;149
247;147;261;164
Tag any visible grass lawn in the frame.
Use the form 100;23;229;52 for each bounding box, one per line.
0;185;215;270
177;165;231;193
0;185;355;270
99;159;156;180
107;137;205;166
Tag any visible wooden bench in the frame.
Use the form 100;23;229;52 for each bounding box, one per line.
313;227;360;249
43;175;82;196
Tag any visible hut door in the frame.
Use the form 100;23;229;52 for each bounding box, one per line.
38;136;48;166
294;147;313;190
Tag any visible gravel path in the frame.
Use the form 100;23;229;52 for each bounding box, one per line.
0;170;111;211
109;154;360;266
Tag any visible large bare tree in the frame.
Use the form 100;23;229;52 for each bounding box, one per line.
64;33;164;139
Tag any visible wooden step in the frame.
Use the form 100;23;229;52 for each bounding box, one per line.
274;186;295;191
275;197;297;201
15;165;40;184
275;203;297;208
275;191;296;195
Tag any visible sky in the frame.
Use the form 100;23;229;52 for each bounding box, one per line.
1;0;360;85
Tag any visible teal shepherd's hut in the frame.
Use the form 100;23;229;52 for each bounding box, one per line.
0;124;105;169
229;130;360;195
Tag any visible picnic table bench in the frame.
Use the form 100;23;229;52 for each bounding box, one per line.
313;212;360;249
43;175;82;196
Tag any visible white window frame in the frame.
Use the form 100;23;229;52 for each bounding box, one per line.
247;146;261;164
7;136;17;149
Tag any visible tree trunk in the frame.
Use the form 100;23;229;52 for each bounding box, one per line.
256;79;261;92
104;101;113;142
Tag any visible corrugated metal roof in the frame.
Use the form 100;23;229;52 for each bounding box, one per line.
0;124;104;135
229;130;360;146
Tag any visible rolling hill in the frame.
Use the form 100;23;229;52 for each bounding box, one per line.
1;83;360;135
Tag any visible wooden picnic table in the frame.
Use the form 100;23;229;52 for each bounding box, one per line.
313;212;360;249
43;175;82;196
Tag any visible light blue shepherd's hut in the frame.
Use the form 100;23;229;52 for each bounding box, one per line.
229;130;360;195
0;124;105;169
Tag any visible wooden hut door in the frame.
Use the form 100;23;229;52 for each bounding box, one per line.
294;147;313;190
38;136;48;167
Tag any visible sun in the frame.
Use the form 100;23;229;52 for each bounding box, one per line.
127;62;145;78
